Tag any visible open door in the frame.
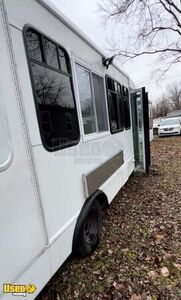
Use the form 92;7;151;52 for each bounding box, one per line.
131;87;150;173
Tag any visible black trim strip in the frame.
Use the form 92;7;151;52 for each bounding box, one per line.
143;89;150;171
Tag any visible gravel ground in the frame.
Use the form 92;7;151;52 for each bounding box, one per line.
36;136;181;300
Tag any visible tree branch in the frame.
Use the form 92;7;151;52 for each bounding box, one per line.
116;47;181;58
140;26;181;38
165;0;181;14
159;0;181;28
99;0;181;72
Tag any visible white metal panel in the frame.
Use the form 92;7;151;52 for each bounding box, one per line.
32;128;134;239
0;0;46;288
6;0;134;240
0;97;13;171
1;218;77;300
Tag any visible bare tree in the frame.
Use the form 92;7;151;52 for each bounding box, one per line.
152;82;181;117
153;96;171;117
99;0;181;70
166;82;181;110
152;103;159;118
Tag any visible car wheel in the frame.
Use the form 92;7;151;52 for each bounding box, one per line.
76;201;102;257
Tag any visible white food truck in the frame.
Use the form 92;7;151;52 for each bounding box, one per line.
0;0;150;298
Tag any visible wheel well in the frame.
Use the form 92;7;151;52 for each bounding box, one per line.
72;190;109;253
96;190;109;211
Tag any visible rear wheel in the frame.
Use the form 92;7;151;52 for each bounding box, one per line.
76;201;102;257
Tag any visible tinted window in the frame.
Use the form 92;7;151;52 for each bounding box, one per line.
58;48;68;73
118;95;125;130
92;74;108;132
117;84;121;94
25;29;79;151
124;97;131;129
106;76;125;133
108;92;119;131
65;112;73;131
75;65;96;134
107;77;113;90
26;31;42;62
44;38;59;69
114;82;118;92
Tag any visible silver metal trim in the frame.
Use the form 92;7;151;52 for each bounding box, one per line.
83;150;124;197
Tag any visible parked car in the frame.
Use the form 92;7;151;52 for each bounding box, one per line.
158;117;181;137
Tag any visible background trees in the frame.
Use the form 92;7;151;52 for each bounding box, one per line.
167;82;181;110
99;0;181;70
99;1;181;118
152;82;181;118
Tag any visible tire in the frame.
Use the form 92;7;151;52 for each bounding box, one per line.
76;201;102;257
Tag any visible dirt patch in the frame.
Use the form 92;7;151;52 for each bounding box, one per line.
36;137;181;300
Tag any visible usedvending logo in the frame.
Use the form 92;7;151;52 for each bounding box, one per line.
3;284;37;297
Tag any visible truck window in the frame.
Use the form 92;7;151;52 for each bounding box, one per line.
92;73;108;132
106;77;125;134
24;28;80;151
75;64;108;135
75;65;96;134
123;87;131;130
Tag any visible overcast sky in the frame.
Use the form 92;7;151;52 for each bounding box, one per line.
50;0;180;104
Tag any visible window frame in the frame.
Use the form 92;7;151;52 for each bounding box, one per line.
122;86;131;130
23;25;80;152
106;75;124;134
124;95;131;130
73;59;110;142
106;75;131;134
